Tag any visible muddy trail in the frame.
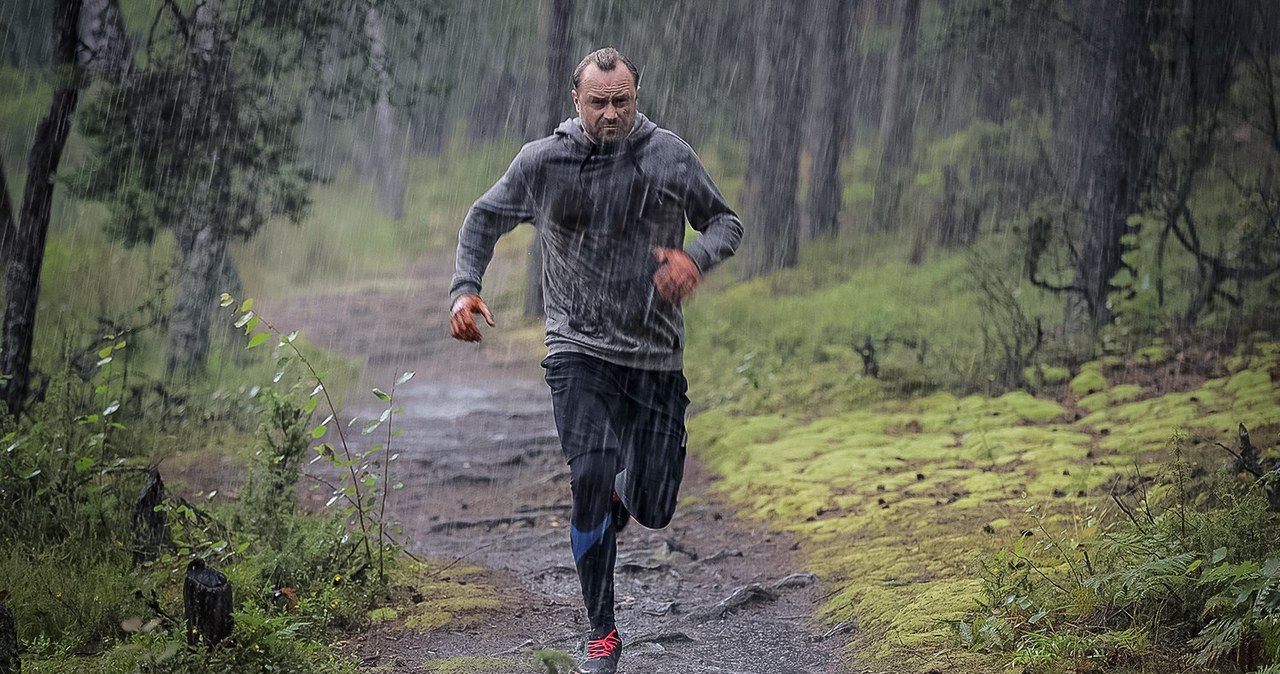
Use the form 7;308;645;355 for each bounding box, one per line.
270;258;858;674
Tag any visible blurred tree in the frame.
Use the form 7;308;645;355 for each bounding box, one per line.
74;0;320;379
872;0;920;232
804;0;855;241
364;0;407;219
0;0;84;415
741;0;807;279
524;0;575;319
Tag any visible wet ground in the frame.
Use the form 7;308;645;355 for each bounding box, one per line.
270;258;859;674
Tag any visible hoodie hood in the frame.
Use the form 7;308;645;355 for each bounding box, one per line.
554;112;658;153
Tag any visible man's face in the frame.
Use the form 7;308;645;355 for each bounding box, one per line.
572;63;638;143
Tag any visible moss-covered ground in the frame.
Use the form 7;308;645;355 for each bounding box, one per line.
689;297;1279;672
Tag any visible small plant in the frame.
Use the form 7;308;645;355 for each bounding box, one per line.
220;294;410;586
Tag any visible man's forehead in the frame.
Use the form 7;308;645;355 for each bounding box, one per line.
578;63;636;92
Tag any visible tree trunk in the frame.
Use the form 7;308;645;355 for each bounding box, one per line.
77;0;129;73
525;0;574;318
0;161;15;266
165;0;232;380
741;0;807;279
1070;0;1166;331
804;0;854;241
167;221;230;379
1;0;83;416
365;1;406;220
872;0;920;231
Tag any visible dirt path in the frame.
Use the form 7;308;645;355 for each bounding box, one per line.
271;257;857;674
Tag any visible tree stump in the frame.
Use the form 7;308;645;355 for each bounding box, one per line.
0;593;18;674
133;467;172;562
184;559;233;648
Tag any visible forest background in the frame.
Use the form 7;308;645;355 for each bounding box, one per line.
1;0;1280;672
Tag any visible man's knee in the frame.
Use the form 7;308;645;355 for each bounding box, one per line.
628;482;680;529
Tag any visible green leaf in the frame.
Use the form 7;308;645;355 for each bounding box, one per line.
311;424;328;439
362;419;382;435
245;316;261;333
378;408;391;423
239;298;254;312
74;457;95;473
219;293;235;307
98;345;113;359
246;332;271;349
396;370;416;385
234;311;255;328
1212;547;1228;564
23;469;41;479
372;387;391;401
304;397;319;415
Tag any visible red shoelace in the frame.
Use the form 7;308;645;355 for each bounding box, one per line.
586;629;621;659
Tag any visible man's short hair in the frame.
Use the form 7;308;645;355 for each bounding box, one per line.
572;48;640;89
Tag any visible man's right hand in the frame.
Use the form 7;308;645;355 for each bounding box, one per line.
450;294;495;342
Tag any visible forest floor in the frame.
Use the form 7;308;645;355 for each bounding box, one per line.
266;255;864;674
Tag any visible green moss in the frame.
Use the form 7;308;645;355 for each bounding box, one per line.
400;564;503;633
1135;344;1169;365
1025;364;1071;386
1069;368;1109;397
690;342;1280;673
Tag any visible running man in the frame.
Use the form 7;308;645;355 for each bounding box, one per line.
449;47;743;674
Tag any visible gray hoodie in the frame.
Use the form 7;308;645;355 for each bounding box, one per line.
451;113;743;371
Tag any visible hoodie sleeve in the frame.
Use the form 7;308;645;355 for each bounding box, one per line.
679;146;743;275
450;146;537;304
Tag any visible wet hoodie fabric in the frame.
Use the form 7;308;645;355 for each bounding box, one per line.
451;113;743;371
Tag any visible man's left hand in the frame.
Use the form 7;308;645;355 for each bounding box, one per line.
652;247;701;302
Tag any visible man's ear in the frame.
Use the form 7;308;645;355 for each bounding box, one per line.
571;88;580;114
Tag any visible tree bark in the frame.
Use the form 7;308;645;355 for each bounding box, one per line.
1069;0;1166;331
741;0;807;279
1;0;83;416
165;0;232;380
0;161;15;266
525;0;574;318
872;0;920;231
804;0;854;240
365;0;406;220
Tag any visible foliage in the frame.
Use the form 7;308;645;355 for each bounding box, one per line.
220;293;411;586
962;430;1280;671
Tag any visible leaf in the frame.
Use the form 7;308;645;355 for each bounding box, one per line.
1212;547;1228;564
96;357;112;367
102;400;121;416
304;397;319;415
234;311;255;328
245;316;260;333
396;370;416;385
98;345;113;359
378;407;391;423
239;298;254;312
23;469;41;479
325;494;341;507
362;419;382;435
372;387;391;401
311;424;328;439
286;330;300;343
219;293;234;307
247;332;271;349
74;456;95;473
310;383;324;397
